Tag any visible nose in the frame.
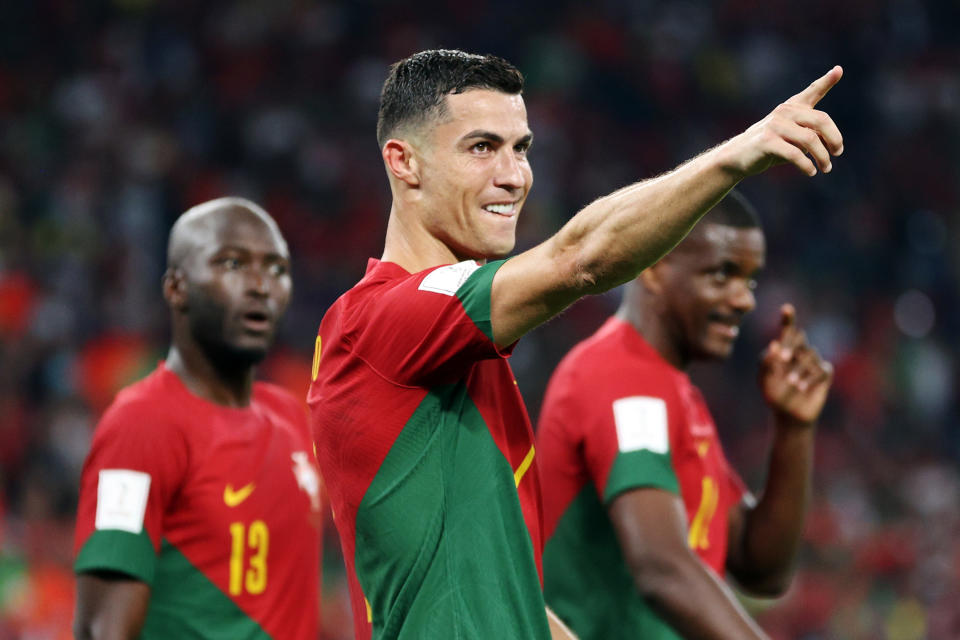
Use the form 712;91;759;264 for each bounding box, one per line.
493;148;526;192
245;268;270;298
729;280;756;314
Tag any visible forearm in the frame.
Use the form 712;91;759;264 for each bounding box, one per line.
547;65;845;298
610;491;769;640
73;622;132;640
490;142;743;346
550;142;742;296
546;606;578;639
74;573;150;640
73;613;143;640
736;418;816;592
635;553;769;640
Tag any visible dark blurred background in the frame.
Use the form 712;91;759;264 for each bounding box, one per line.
1;1;958;638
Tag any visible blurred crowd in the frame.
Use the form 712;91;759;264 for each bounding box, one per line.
1;0;959;638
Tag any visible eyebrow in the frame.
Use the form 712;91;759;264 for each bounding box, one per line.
461;130;534;146
703;258;762;275
213;245;290;261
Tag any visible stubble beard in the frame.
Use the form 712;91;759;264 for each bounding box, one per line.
187;293;271;372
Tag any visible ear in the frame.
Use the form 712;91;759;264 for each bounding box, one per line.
638;262;667;295
162;268;188;311
382;139;421;187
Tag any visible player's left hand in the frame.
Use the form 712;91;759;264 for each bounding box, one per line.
759;304;833;425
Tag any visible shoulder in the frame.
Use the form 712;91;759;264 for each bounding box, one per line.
253;382;310;430
548;330;690;447
95;369;180;438
557;322;676;394
416;260;491;296
321;263;419;333
541;326;626;424
332;259;495;344
549;321;621;382
349;260;492;309
253;382;303;413
85;368;192;473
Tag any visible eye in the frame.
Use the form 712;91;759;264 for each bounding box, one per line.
222;257;242;270
268;263;288;277
514;141;530;156
710;261;745;285
711;269;729;284
471;141;492;153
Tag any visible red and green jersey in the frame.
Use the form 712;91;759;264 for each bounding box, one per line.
308;258;548;640
74;364;322;640
537;317;747;640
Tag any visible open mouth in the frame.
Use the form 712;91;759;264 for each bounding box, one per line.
482;202;517;217
242;310;272;333
707;313;741;340
711;322;739;339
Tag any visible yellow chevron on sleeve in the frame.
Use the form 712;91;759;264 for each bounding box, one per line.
311;336;322;381
365;597;372;622
514;445;535;487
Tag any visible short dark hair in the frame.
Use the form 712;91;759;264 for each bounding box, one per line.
703;189;762;229
376;49;524;147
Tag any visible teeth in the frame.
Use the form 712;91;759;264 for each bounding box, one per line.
483;203;514;214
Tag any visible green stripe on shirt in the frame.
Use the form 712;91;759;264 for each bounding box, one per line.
456;260;507;344
354;382;549;639
604;449;679;504
75;528;156;585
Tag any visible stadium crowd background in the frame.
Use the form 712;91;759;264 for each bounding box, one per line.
1;1;958;638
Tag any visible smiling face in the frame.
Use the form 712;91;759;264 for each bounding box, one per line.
415;89;533;261
172;206;292;366
653;222;766;363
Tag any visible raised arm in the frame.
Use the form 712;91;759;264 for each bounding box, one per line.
74;571;151;640
490;67;844;347
726;304;833;594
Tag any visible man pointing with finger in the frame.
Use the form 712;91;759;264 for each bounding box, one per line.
538;192;833;639
308;49;842;639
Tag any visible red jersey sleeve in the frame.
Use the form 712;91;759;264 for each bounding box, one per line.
536;363;590;536
74;393;189;584
347;260;510;386
564;362;683;505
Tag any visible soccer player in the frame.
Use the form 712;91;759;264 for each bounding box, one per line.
73;198;322;640
308;49;842;639
537;192;833;639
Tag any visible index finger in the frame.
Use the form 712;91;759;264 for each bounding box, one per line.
776;304;798;361
787;65;843;107
779;303;796;330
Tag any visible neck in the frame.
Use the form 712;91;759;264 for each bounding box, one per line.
381;203;478;273
616;289;688;371
165;335;255;408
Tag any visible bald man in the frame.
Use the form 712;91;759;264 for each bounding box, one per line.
73;198;322;640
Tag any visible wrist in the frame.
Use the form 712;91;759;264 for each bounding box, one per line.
771;408;817;432
712;134;752;181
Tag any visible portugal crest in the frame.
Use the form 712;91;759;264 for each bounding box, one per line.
291;451;322;512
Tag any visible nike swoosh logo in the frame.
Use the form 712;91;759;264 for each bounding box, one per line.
223;482;255;507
